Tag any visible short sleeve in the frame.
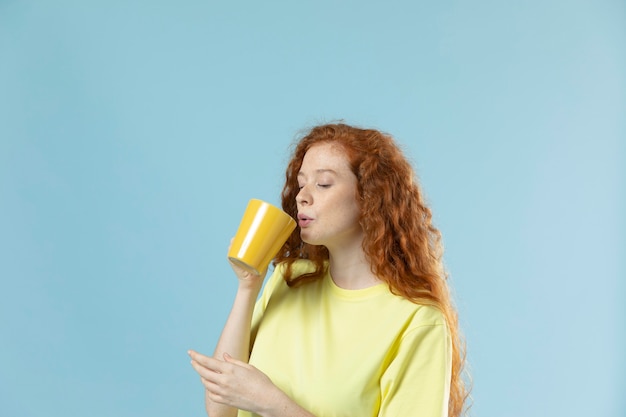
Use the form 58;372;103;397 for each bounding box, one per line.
378;319;452;417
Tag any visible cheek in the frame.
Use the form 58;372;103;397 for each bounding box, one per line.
338;204;361;229
348;199;362;223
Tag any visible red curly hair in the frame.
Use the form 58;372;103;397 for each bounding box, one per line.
274;122;470;417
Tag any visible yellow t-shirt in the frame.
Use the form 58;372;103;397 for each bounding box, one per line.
239;261;452;417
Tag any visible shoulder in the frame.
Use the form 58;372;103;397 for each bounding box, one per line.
379;289;447;329
410;303;447;327
400;303;451;352
388;299;450;342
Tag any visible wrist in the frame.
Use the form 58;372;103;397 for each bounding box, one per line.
257;385;288;417
237;280;263;294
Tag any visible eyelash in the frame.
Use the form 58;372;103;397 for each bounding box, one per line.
298;183;331;189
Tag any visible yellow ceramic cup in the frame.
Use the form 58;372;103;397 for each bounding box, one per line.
227;199;297;275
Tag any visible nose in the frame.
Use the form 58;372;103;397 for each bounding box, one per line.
296;185;311;206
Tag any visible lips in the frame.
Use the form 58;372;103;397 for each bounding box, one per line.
297;213;313;228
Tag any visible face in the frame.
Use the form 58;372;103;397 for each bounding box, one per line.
296;143;363;251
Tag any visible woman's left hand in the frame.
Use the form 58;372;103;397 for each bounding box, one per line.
188;350;281;415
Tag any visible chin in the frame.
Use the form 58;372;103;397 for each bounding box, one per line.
301;233;322;247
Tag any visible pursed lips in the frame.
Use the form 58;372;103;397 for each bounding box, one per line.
297;213;314;228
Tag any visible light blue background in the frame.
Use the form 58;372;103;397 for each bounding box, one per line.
1;1;624;416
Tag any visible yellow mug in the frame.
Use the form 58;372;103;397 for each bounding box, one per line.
227;199;297;275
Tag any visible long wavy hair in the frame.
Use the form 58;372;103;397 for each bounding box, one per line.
274;122;469;417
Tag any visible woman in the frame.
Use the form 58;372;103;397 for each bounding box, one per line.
189;123;469;417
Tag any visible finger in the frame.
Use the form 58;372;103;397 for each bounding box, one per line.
201;377;231;406
188;349;203;361
223;352;254;370
227;259;259;277
191;357;224;373
188;351;225;372
223;352;244;366
188;350;208;365
190;360;224;383
201;376;223;395
205;384;228;406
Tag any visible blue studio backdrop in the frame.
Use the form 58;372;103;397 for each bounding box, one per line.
1;1;624;416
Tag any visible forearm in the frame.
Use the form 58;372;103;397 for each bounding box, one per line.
206;284;261;417
213;284;260;361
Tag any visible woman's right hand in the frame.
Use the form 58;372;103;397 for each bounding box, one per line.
227;238;267;289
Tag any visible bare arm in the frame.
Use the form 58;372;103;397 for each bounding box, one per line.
203;264;264;417
189;263;317;417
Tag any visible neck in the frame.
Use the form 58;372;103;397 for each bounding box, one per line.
326;242;381;290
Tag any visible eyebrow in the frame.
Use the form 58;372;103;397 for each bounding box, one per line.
297;169;338;178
